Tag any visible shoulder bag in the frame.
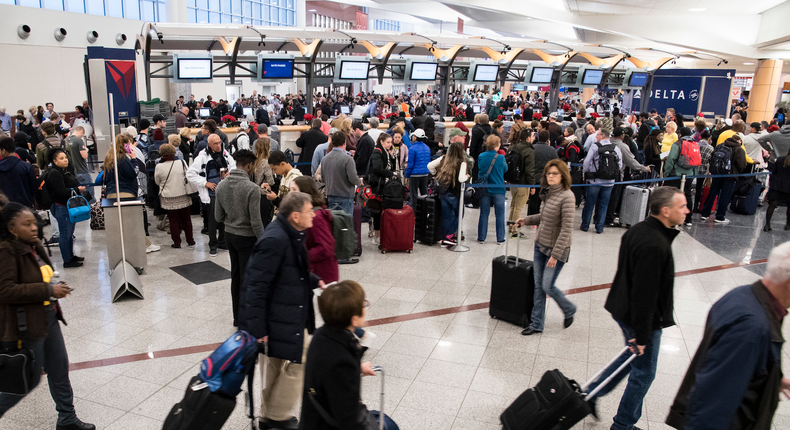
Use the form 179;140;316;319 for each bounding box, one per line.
181;161;199;196
466;154;498;202
0;308;37;395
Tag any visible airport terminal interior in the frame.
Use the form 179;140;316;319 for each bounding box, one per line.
2;0;790;429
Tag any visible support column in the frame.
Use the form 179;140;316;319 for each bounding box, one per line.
748;59;784;123
166;0;187;22
582;87;595;103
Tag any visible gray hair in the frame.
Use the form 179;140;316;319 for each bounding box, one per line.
257;124;269;135
0;107;5;114
368;117;379;129
765;241;790;285
279;192;311;218
599;128;611;138
648;186;683;216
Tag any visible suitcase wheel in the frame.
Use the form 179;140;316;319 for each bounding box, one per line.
408;250;412;253
381;250;386;254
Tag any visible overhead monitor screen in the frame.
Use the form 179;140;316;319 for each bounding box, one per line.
530;67;554;84
177;58;212;80
526;85;539;91
473;64;499;82
199;108;211;117
628;72;649;86
410;62;438;81
340;106;350;114
582;69;604;85
473;105;481;113
262;59;294;79
339;61;370;80
242;107;253;117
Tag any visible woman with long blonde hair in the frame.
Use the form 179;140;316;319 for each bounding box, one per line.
252;137;275;226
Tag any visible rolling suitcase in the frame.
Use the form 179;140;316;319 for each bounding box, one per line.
489;223;534;328
730;182;761;215
699;185;717;213
162;376;237;430
414;194;443;245
353;203;363;256
380;206;414;253
501;346;638;430
619;186;652;227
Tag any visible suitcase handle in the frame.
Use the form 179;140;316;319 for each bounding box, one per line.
504;221;521;264
581;346;638;401
372;366;386;430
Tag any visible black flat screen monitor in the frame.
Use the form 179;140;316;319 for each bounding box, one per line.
199;108;211;118
339;61;370;80
582;69;604;85
530;67;554;84
473;64;499;82
261;59;294;79
628;72;649;86
177;58;212;80
340;106;350;114
410;62;438;81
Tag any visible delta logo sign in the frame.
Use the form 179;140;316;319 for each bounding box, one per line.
105;60;136;100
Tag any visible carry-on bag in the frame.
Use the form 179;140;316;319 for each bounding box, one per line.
380;206;414;253
730;182;761;215
619;186;651;227
699;184;718;213
162;375;237;430
353;203;363;256
414;194;443;245
308;366;399;430
0;309;37;396
501;346;638;430
67;192;90;223
489;222;534;328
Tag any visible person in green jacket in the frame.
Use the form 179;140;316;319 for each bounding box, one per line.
488;102;503;122
663;127;698;227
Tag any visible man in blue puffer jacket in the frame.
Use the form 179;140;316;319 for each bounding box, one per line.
405;129;432;208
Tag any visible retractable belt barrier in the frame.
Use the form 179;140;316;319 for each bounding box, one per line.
465;171;770;189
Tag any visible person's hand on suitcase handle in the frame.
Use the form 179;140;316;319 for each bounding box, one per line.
628;339;645;356
360;361;376;376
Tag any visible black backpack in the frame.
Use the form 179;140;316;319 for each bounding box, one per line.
593;142;620;180
381;180;405;210
504;147;522;183
709;144;733;175
35;169;55;210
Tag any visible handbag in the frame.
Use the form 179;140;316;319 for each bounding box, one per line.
67;191;90;223
467;154;499;202
89;201;105;230
181;161;199;196
0;309;37;396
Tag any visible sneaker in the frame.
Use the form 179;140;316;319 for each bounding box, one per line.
63;260;83;268
700;216;708;221
714;218;729;223
209;247;218;257
477;240;485;244
187;242;196;248
684;222;692;226
441;238;457;246
171;244;181;249
497;241;505;245
72;255;85;262
46;236;60;245
145;244;161;253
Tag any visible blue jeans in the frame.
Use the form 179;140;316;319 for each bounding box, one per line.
586;320;662;430
439;192;460;237
51;204;76;263
0;306;77;426
581;184;613;233
529;245;576;331
701;178;736;221
76;173;95;204
477;193;506;242
328;196;354;215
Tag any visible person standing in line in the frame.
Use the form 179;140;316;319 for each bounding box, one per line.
517;159;577;335
154;144;195;249
215;149;262;327
264;150;303;210
319;132;361;216
585;186;688;430
296;119;328;176
45;148;86;268
665;241;790;430
290;176;338;284
763;155;790;232
67;126;92;203
663;127;698;227
476;135;508;245
580;128;622;234
241;192;325;430
506;123;536;235
251;137;275;227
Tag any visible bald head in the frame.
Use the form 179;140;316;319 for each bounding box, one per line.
181;106;189;115
207;134;222;152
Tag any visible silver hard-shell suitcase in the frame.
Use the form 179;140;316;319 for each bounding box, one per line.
619;186;651;227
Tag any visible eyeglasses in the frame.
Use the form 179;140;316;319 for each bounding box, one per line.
546;172;561;176
363;300;370;309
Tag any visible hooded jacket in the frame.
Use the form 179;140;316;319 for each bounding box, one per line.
722;138;749;175
404;141;431;178
186;146;236;204
0;155;37;207
757;124;790;159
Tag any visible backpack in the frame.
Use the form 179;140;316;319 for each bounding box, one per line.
381;179;405;210
675;138;701;170
325;207;356;261
199;330;259;397
503;147;523;183
708;144;733;175
35;169;55;210
284;148;295;164
593;142;620;180
229;135;240;154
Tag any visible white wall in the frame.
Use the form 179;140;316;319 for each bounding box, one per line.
0;5;168;113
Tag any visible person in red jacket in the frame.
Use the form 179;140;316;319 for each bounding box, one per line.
291;176;337;283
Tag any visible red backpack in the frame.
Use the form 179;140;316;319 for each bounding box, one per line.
676;138;701;169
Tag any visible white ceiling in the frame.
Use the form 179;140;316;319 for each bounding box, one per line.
566;0;786;15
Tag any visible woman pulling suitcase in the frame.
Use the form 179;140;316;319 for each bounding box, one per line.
516;159;577;336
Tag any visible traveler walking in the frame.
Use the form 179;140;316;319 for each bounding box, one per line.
290;176;338;283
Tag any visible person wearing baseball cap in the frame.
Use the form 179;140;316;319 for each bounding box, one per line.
405;129;431;208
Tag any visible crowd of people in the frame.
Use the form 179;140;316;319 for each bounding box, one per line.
1;90;790;430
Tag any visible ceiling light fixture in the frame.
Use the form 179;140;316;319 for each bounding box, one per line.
744;62;755;65
688;8;707;11
308;9;316;12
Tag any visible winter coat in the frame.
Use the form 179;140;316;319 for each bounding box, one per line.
0;155;37;208
240;214;321;363
297;128;329;176
186;147;236;204
46;165;82;206
404;141;431;178
470;124;493;160
521;184;575;262
368;145;396;190
307;207;338;284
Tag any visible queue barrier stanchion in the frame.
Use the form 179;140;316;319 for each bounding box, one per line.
448;182;470;252
680;174;686;192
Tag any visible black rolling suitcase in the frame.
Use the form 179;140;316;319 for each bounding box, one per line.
414;194;443;245
162;376;237;430
501;346;638;430
489;222;534;328
353;203;363;256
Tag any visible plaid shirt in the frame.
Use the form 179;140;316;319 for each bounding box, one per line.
698;140;714;175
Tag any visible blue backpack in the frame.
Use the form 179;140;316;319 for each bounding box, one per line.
199;330;259;397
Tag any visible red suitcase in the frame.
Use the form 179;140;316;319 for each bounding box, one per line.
699;185;718;213
380;206;414;253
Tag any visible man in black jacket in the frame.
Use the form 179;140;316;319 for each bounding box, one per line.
470;115;492;181
585;186;688;430
295;119;327;176
241;192;325;430
636;111;657;151
353;122;376;178
666;242;790;430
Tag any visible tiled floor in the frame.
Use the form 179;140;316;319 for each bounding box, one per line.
3;201;789;430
